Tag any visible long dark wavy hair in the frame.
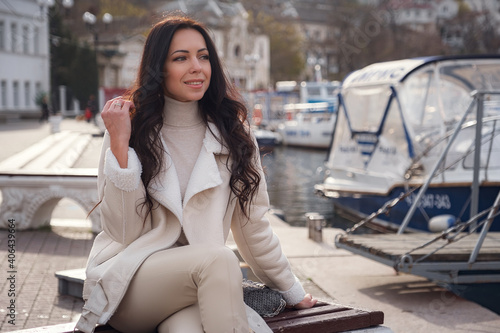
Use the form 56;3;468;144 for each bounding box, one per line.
125;14;261;219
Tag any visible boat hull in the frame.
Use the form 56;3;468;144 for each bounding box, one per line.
328;184;500;232
253;128;281;150
278;120;334;149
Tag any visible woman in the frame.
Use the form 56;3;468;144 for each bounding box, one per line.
76;14;316;333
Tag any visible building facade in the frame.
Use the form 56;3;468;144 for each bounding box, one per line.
0;0;50;119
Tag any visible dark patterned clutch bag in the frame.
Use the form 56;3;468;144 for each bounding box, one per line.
242;279;286;317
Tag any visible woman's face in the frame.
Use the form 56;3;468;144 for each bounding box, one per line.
163;28;212;102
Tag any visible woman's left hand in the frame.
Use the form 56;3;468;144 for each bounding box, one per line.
292;293;317;309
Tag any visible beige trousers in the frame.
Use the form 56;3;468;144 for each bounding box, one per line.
108;245;249;333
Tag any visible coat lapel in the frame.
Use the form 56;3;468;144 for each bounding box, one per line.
149;122;229;224
149;136;183;223
183;122;229;207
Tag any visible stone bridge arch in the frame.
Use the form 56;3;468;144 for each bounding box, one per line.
0;173;101;232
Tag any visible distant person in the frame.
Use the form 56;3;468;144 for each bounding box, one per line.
39;96;49;122
75;14;316;333
86;94;98;124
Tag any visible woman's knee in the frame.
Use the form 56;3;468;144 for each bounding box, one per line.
157;304;204;333
196;245;242;277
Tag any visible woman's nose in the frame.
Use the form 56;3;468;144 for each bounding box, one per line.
190;58;202;72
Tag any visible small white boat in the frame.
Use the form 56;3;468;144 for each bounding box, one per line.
277;81;340;149
277;102;336;149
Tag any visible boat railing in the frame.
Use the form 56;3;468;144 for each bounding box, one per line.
398;90;500;234
407;114;500;181
397;190;500;267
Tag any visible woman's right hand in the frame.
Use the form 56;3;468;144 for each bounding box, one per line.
290;294;317;310
101;97;134;168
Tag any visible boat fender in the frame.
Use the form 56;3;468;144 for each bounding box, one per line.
428;215;456;232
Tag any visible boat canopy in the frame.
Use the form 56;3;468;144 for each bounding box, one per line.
327;56;500;180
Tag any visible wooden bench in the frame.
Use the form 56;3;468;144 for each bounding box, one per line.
11;301;388;333
52;267;389;332
0;131;101;232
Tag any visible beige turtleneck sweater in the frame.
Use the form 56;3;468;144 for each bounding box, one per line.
160;96;206;201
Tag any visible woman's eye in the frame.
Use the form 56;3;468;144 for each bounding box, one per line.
200;54;209;60
173;56;186;61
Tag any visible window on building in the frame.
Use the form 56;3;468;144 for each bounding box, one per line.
11;23;17;52
314;30;321;41
113;66;119;87
35;82;42;96
24;81;30;107
23;25;29;54
0;21;5;50
34;27;39;54
1;81;7;108
234;45;240;58
13;81;19;107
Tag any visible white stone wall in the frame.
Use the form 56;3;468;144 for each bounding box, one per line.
118;35;146;89
253;34;270;90
0;0;50;116
216;15;270;91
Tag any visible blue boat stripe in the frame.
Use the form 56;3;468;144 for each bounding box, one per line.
338;93;353;134
390;86;415;158
375;92;393;137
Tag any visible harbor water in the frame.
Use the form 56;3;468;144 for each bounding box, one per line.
260;145;352;230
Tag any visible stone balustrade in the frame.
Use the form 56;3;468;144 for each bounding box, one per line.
0;131;101;232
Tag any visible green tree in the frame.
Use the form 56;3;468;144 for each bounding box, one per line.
49;7;97;107
68;44;98;105
247;11;304;84
334;2;448;78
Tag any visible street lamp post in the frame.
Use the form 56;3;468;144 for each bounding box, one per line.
307;55;325;82
82;11;113;109
244;53;260;91
244;53;260;125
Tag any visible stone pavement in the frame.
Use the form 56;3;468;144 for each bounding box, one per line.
1;118;500;332
0;226;93;331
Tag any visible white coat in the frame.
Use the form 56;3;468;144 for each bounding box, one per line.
75;122;305;332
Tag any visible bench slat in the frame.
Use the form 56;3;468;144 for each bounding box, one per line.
264;303;350;323
266;308;384;333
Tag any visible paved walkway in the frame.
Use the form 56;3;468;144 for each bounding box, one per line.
0;226;93;331
1;118;500;332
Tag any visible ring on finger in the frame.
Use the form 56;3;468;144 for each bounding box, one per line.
114;102;123;108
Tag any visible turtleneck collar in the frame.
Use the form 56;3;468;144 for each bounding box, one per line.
163;95;202;127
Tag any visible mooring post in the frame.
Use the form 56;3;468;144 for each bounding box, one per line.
306;212;325;243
